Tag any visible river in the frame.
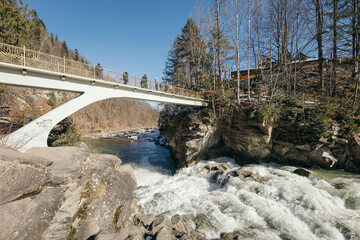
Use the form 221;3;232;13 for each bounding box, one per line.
84;132;360;240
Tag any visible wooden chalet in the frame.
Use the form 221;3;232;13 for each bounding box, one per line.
231;69;261;81
231;53;319;83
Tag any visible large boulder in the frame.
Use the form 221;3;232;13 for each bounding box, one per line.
328;137;349;167
69;160;137;239
305;144;338;168
95;225;145;240
0;145;51;167
0;145;137;240
273;141;311;166
0;186;64;240
293;168;316;177
272;142;338;168
0;160;49;205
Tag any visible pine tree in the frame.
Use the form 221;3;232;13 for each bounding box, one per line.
0;0;34;47
50;33;54;45
163;18;209;90
74;48;79;61
30;10;42;50
62;41;68;57
163;35;183;84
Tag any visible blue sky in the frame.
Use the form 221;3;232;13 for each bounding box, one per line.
23;0;202;83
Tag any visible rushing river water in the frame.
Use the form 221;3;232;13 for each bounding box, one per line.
85;132;360;240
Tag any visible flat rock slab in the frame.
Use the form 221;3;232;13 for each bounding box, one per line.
0;160;48;205
0;146;50;167
0;186;64;240
26;147;91;185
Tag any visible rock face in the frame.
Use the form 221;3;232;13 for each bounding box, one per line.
160;108;273;169
161;109;360;173
0;145;137;240
222;111;272;164
160;109;222;169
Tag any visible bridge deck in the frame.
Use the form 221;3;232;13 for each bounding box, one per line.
0;42;204;100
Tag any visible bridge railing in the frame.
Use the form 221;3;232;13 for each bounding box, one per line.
0;42;204;99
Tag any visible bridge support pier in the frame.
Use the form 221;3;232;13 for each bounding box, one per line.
1;91;110;152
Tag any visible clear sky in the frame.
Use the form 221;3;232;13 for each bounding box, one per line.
22;0;202;83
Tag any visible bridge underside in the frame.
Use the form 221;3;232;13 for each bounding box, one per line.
0;63;206;151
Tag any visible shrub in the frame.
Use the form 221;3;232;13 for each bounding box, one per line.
47;92;57;109
306;113;331;140
336;103;360;134
48;117;82;147
254;102;271;122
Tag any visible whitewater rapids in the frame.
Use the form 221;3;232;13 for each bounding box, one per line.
134;157;360;240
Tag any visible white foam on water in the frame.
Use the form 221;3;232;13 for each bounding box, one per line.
134;158;360;239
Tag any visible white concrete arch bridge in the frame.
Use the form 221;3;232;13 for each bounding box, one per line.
0;42;206;152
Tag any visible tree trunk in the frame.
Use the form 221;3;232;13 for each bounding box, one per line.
332;0;338;97
212;40;217;117
269;15;274;105
236;0;240;104
315;0;324;90
216;0;224;95
257;0;263;100
247;0;251;101
353;0;360;106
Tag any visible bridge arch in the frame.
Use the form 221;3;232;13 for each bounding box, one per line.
0;47;206;151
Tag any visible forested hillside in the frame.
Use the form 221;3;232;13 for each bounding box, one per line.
0;0;159;135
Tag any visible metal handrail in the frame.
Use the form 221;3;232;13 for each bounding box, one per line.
0;42;204;99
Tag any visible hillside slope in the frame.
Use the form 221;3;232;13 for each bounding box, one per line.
73;98;159;134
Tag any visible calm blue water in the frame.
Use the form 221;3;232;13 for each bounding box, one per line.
84;132;175;174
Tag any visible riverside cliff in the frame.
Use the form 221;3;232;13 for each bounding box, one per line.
159;105;360;173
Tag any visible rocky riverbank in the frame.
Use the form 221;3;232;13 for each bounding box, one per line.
159;107;360;173
83;127;157;140
0;144;206;240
